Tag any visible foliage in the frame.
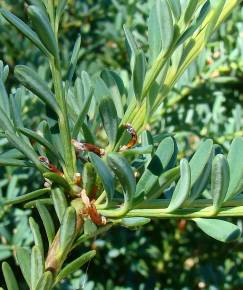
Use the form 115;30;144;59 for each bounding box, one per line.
0;0;243;289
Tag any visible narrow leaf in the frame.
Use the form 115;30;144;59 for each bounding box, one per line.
2;262;19;290
55;250;96;284
9;89;24;130
0;106;14;133
29;0;46;14
36;202;55;246
84;219;97;236
194;218;241;242
136;136;178;198
56;0;67;24
0;158;33;167
0;79;10;116
148;4;161;62
177;0;210;46
190;145;214;201
121;217;151;228
82;163;96;196
107;153;136;206
25;198;53;208
166;159;191;212
0;148;24;159
67;34;81;83
18;127;62;161
31;246;44;290
52;187;68;222
72;83;93;139
16;247;31;287
60;207;76;251
121;145;153;157
211;154;230;211
81;122;95;144
5;131;46;172
225;137;243;201
0;8;49;55
29;217;44;257
100;70;125;118
5;188;50;205
188;139;214;203
34;271;53;290
28;5;58;58
205;0;226;40
141;130;154;165
133;51;146;103
148;0;174;61
123;25;138;69
89;152;115;205
15;65;59;113
184;0;199;24
168;0;181;20
99;97;118;147
135;166;180;204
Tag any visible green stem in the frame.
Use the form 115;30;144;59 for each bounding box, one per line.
124;206;243;219
136;198;243;209
98;202;131;218
50;58;76;180
142;47;175;100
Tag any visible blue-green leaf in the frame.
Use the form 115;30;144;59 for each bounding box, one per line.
148;0;174;62
29;217;44;258
0;158;33;168
34;271;53;290
72;91;92;139
211;154;230;211
18;127;62;161
16;247;31;287
28;5;58;58
0;79;10;116
136;136;177;198
51;187;68;222
89;152;115;205
15;65;59;113
2;262;19;290
31;246;44;290
67;34;81;83
60;207;76;251
36;202;55;246
166;159;191;212
107;152;136;207
194;218;241;242
99;97;118;147
225;137;243;201
0;8;49;56
5;188;50;205
168;0;181;20
188;139;214;203
100;70;125;118
133;51;146;103
184;0;199;24
55;250;96;285
121;217;151;228
123;25;138;69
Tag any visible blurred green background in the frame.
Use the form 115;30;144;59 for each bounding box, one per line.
0;1;243;289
